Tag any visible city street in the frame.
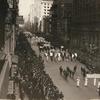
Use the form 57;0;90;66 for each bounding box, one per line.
1;0;100;99
29;38;100;100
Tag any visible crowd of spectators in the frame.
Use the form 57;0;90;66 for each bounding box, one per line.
15;33;64;100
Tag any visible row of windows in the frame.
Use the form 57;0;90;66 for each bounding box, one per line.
44;9;50;11
44;6;50;8
43;3;50;6
44;12;50;15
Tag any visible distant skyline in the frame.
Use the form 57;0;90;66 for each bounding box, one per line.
19;0;34;21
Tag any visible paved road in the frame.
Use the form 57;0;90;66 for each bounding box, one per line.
29;38;100;100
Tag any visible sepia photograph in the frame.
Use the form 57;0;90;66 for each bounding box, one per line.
0;0;100;100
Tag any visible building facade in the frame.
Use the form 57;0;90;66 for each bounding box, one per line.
0;0;19;98
70;0;100;52
50;0;73;46
40;0;53;33
41;0;53;18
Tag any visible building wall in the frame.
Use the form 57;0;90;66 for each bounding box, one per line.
0;0;8;50
50;0;73;46
0;0;19;98
70;0;100;52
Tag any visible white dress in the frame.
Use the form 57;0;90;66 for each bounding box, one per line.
84;78;88;86
45;53;49;61
77;77;80;87
58;53;62;61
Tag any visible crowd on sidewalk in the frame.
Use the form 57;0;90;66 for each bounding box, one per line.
15;33;64;100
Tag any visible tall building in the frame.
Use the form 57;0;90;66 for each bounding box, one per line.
50;0;73;46
40;0;53;19
40;0;53;33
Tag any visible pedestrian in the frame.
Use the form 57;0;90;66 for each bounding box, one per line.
59;66;63;75
76;76;80;87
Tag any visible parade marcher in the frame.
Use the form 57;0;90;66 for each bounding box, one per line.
71;71;75;79
72;65;77;78
74;52;77;60
44;52;49;62
65;51;69;61
63;70;69;80
66;67;72;78
60;46;64;51
97;81;100;89
57;52;62;62
84;77;88;87
81;67;83;74
93;78;96;86
83;68;86;79
73;65;77;73
59;92;64;100
49;51;53;61
59;66;63;75
39;46;43;53
61;50;65;61
76;76;80;87
54;52;57;62
71;53;74;61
